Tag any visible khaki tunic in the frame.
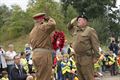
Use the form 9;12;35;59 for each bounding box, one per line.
29;18;56;50
68;23;100;80
29;18;56;80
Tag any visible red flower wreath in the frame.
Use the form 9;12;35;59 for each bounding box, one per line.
51;31;65;51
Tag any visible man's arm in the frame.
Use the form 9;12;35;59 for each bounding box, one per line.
42;18;56;34
90;28;100;54
67;18;77;36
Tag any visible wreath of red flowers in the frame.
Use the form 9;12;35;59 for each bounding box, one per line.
51;31;65;51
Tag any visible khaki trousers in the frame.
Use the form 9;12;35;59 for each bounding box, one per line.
75;55;94;80
32;48;52;80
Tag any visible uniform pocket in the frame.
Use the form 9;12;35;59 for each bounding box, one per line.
79;35;89;42
80;35;90;51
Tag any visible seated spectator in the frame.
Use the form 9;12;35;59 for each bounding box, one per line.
10;55;33;80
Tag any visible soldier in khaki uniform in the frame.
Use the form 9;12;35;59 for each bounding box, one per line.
29;13;56;80
68;15;100;80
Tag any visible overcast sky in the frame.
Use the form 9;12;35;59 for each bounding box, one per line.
0;0;119;10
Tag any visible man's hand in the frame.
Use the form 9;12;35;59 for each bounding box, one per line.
48;18;56;25
70;70;75;74
71;17;77;24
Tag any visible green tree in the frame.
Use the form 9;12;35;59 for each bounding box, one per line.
64;5;78;23
27;0;66;31
0;5;33;41
0;5;11;28
61;0;120;43
90;17;109;44
61;0;116;18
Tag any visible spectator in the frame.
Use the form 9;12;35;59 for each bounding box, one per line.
20;52;28;73
5;44;16;80
1;71;8;80
94;58;103;78
10;55;33;80
62;40;69;55
108;52;116;76
24;45;34;73
24;44;32;62
109;41;119;55
117;50;120;73
0;46;7;77
61;54;71;80
56;53;63;80
28;54;34;74
69;54;77;80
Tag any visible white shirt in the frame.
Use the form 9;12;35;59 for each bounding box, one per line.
5;51;16;65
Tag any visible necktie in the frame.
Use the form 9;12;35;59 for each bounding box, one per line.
18;65;22;77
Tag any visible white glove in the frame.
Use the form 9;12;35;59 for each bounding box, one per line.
28;60;33;65
99;47;102;52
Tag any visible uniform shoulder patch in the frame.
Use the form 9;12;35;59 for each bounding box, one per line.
87;26;94;31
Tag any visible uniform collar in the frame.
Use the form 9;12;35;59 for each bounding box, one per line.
35;21;44;25
77;26;88;32
80;27;86;31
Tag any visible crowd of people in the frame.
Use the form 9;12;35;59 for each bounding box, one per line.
0;41;120;80
0;44;35;80
51;40;120;80
94;39;120;78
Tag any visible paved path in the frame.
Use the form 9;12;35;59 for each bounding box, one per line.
102;75;120;80
100;72;120;80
